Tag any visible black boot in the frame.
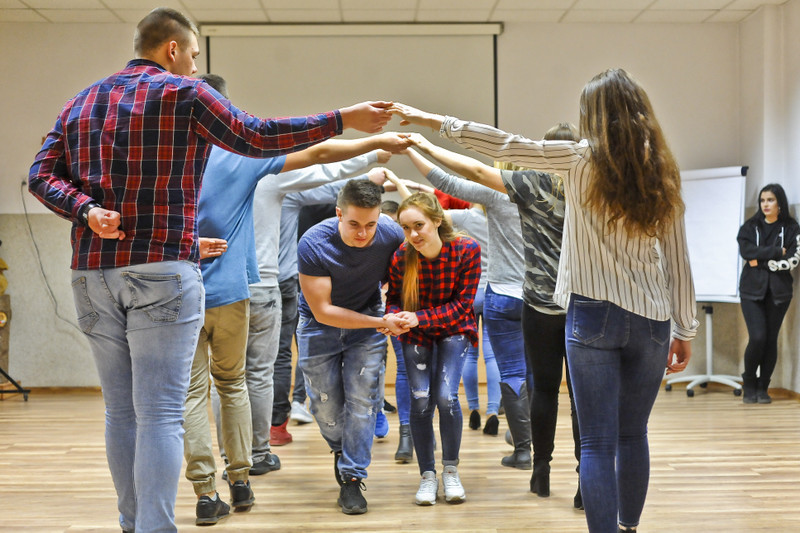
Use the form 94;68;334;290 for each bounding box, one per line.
394;424;413;463
742;374;757;404
530;460;550;497
574;478;583;510
757;377;772;404
469;410;481;430
500;383;532;470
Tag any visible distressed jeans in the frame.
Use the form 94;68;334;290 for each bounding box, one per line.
566;294;670;533
71;260;203;533
402;335;470;475
296;305;386;480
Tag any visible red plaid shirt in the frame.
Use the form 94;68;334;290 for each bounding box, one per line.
386;236;481;347
28;59;342;270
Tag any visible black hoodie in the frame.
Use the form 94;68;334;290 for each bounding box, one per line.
737;217;800;303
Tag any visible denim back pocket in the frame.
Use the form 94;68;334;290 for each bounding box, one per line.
71;276;99;334
648;318;671;346
122;271;182;323
571;297;610;345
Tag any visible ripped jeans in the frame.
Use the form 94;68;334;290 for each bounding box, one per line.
402;335;470;475
296;307;386;481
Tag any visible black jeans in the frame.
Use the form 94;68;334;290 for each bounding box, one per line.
521;304;580;468
271;276;306;426
741;289;790;382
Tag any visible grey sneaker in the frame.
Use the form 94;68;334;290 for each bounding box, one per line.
414;471;438;506
442;465;465;503
290;401;313;424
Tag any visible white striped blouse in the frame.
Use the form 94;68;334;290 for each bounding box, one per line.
441;116;698;340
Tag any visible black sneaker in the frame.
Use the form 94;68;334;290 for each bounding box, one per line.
383;399;397;413
337;477;367;515
250;453;281;475
195;493;230;526
229;480;255;511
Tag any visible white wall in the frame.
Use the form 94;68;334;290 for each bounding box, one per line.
1;9;798;391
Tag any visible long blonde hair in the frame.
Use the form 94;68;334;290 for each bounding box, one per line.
579;69;683;238
397;192;460;311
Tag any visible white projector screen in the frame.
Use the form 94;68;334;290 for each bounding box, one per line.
681;166;747;302
205;30;497;181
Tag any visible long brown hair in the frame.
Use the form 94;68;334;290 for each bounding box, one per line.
397;192;460;311
579;69;683;238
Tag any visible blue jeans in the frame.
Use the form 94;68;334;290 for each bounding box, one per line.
296;306;386;480
71;261;203;533
402;335;470;475
483;284;529;395
273;275;305;426
566;294;670;533
390;335;411;425
461;287;500;414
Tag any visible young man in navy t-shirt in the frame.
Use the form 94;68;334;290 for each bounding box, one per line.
296;180;407;514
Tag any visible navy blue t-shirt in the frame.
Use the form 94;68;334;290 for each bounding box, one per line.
297;214;404;317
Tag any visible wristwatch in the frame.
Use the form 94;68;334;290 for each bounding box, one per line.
79;201;101;226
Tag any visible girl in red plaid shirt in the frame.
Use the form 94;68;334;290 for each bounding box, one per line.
385;192;481;506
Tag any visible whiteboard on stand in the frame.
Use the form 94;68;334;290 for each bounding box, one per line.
680;166;747;303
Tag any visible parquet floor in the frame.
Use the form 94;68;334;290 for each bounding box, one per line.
1;385;798;532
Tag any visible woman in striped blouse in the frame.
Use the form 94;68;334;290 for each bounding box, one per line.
390;68;698;533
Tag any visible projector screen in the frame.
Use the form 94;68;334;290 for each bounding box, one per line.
205;28;498;181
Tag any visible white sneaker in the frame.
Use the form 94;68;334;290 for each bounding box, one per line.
442;465;466;503
415;471;438;506
290;401;313;424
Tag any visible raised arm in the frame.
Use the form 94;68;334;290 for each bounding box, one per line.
389;102;445;131
381;168;415;200
281;132;409;173
406;134;505;193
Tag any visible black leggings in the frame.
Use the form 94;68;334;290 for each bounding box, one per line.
740;291;790;381
521;304;580;467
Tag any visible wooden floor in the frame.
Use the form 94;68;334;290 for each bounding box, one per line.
1;385;799;532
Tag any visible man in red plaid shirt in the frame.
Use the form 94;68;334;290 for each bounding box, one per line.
27;7;392;532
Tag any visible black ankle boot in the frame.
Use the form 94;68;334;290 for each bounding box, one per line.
469;410;481;430
483;414;499;435
574;479;583;510
757;378;772;404
741;373;757;404
394;424;413;463
530;461;550;497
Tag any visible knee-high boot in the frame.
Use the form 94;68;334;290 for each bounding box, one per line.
499;382;531;470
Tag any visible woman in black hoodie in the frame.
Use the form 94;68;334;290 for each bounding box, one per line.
737;183;800;403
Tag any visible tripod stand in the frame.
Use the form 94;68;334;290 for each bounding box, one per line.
0;366;29;401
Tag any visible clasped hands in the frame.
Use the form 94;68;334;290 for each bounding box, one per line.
377;311;418;337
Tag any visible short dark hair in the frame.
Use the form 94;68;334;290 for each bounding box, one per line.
134;7;198;56
198;73;229;99
337;180;383;210
380;200;399;215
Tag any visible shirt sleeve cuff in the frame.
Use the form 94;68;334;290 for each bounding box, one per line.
672;319;699;341
332;109;343;135
440;116;463;139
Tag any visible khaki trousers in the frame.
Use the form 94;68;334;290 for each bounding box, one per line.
184;299;253;495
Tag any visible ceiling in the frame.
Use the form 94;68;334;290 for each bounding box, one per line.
0;0;790;25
